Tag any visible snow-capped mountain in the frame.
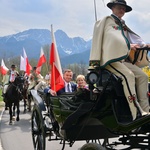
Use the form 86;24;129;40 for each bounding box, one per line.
0;29;91;61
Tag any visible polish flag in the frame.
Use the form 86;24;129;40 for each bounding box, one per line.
36;48;46;74
20;55;26;71
0;59;9;75
23;48;32;75
50;25;64;91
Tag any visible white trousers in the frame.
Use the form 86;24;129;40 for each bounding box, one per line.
105;62;149;120
124;62;149;112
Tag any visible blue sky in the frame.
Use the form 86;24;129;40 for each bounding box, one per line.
0;0;150;42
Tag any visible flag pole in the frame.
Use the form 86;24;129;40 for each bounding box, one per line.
45;60;49;74
94;0;97;22
43;48;49;73
52;62;56;91
51;24;56;91
50;24;64;92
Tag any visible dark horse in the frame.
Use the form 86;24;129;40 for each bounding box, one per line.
21;78;29;113
5;76;25;125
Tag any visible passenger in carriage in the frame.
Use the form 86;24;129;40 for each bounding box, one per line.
76;74;88;90
44;69;77;96
89;0;150;120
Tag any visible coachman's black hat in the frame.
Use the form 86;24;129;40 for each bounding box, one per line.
107;0;132;12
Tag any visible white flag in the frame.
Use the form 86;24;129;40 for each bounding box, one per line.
20;55;26;71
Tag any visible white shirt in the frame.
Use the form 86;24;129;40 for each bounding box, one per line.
10;70;16;82
127;32;145;46
65;82;72;92
112;14;146;46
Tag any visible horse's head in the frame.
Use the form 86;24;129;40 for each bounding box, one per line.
14;76;25;93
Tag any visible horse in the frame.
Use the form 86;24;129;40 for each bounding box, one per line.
5;76;25;125
21;78;29;113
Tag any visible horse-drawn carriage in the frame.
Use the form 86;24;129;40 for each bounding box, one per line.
31;53;150;150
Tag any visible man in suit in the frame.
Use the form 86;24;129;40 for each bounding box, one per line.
44;69;77;96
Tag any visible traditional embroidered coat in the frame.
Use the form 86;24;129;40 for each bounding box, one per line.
89;15;131;68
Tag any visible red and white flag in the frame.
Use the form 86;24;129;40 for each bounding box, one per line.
20;55;26;71
0;59;9;75
50;25;64;92
36;48;46;74
23;48;32;75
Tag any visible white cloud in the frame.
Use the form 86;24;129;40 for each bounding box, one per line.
0;0;150;42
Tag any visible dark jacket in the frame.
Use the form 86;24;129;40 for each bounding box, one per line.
44;82;77;95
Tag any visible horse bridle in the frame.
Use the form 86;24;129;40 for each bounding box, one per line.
11;78;25;94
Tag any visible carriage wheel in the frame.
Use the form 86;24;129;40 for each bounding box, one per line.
86;138;109;149
31;105;46;150
80;143;106;150
47;104;60;135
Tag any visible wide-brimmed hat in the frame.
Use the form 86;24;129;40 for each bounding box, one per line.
107;0;132;12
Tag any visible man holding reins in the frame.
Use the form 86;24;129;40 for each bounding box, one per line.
89;0;150;120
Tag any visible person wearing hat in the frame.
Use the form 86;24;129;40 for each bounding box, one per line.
89;0;150;120
9;64;19;83
2;64;19;101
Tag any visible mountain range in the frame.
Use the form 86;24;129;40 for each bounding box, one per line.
0;29;92;66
